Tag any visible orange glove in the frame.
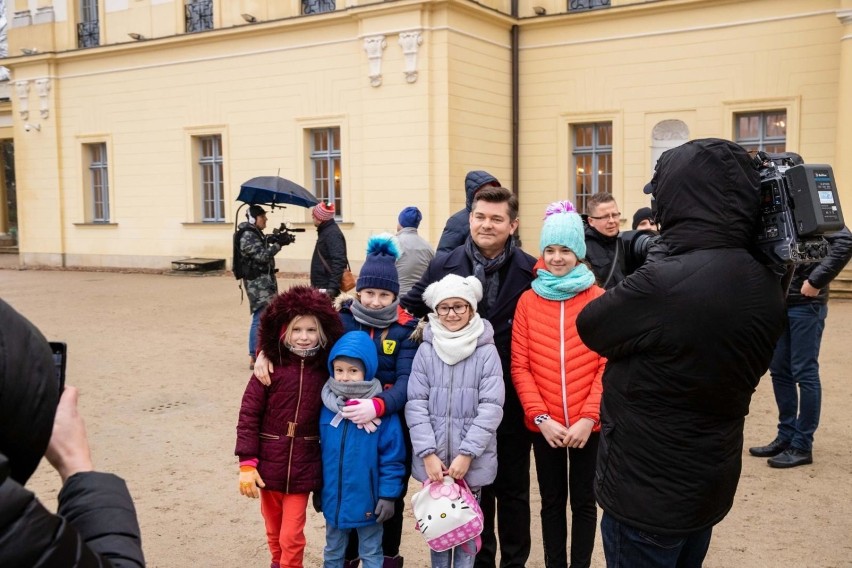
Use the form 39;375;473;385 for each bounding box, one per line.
239;466;265;498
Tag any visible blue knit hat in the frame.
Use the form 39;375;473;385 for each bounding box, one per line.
328;331;378;380
357;234;401;296
398;206;423;229
539;200;587;260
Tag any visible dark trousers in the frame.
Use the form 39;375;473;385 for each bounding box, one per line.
532;432;599;568
600;512;712;568
770;303;828;452
474;430;532;568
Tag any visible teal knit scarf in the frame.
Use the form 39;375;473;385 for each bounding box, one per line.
531;263;596;301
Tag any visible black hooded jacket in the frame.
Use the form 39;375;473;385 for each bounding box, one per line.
436;171;499;254
310;219;349;298
0;299;144;567
577;139;786;535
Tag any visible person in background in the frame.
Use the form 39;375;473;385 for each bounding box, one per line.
749;225;852;468
235;286;344;568
577;138;786;567
236;204;284;369
511;201;606;568
318;331;407;568
311;201;349;299
631;206;658;231
0;299;145;567
436;170;500;254
395;206;435;297
583;193;624;289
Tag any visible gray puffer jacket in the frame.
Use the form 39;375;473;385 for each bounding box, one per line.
405;319;505;489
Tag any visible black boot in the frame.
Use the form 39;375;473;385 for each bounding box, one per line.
382;556;404;568
748;437;790;457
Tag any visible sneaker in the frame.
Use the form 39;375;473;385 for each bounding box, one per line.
768;447;813;468
748;437;790;457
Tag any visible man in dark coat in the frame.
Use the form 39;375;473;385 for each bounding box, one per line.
750;225;852;468
436;170;500;254
402;186;536;568
0;299;145;567
583;192;626;289
577;138;786;566
310;201;349;299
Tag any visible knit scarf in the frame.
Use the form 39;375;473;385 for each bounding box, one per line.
350;299;399;329
426;313;486;366
464;237;513;316
286;344;321;358
531;263;596;301
321;377;384;412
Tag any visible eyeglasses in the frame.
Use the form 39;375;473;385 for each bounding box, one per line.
435;304;470;316
588;212;621;221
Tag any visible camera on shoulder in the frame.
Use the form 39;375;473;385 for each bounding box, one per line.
267;223;305;247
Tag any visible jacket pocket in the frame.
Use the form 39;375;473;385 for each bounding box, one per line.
259;432;280;440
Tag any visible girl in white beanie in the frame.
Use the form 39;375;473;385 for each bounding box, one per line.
405;274;506;568
510;200;606;568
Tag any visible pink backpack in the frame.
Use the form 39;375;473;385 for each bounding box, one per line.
411;476;484;553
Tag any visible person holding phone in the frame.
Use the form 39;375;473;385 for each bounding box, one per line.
0;299;145;567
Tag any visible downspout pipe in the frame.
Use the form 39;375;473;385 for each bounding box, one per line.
511;0;519;200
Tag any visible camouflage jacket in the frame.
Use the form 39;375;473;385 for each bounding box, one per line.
238;221;281;313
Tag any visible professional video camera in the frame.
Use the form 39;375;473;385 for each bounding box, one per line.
266;223;305;247
753;152;845;265
613;229;659;277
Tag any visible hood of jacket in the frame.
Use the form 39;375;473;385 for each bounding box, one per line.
259;285;344;367
0;299;59;485
652;138;760;255
464;171;500;211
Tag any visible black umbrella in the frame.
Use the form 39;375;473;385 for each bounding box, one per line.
237;176;319;209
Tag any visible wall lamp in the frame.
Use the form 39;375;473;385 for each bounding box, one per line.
128;32;146;41
533;6;547;15
21;47;39;55
24;123;41;132
241;13;257;23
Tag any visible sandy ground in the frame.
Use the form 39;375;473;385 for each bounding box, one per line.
1;266;851;568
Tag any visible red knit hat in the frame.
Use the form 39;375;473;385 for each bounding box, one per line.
312;202;335;222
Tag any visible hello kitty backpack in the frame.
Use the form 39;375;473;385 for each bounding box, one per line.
411;475;484;553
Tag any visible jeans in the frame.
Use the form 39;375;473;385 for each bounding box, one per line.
474;429;532;568
600;512;712;568
532;432;599;568
769;303;828;452
249;307;264;356
324;523;384;568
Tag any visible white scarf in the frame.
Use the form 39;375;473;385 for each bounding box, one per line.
426;313;486;366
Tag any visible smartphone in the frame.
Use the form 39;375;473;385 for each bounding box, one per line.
48;341;67;394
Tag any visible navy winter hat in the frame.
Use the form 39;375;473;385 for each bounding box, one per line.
398;206;423;229
357;234;401;296
328;330;378;380
632;207;654;230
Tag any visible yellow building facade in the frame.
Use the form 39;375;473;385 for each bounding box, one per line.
4;0;852;271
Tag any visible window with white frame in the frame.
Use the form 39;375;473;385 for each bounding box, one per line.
735;111;786;153
197;135;224;222
84;142;109;222
572;123;612;214
310;127;342;218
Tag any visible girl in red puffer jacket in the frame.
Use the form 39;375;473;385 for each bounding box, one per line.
511;201;606;568
235;286;343;568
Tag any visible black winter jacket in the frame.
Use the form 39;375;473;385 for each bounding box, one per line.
436;171;499;254
310;220;348;298
401;242;535;433
583;224;625;289
786;226;852;305
577;139;786;536
0;299;144;567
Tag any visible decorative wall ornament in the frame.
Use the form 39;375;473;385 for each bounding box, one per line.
363;35;387;88
15;80;30;120
651;119;689;141
35;78;51;119
398;31;423;84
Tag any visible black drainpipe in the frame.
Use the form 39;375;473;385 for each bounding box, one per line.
511;0;519;199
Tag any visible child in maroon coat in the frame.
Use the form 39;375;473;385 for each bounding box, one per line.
236;286;343;568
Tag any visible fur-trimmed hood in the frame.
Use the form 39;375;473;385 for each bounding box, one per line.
258;286;343;368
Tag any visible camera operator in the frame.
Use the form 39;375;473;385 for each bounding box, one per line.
0;299;145;567
583;193;625;289
235;205;286;369
577;138;786;567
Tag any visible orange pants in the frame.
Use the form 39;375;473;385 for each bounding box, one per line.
260;490;309;568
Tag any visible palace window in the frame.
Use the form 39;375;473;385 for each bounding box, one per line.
77;0;99;48
84;143;110;222
735;111;787;153
186;0;214;33
572;123;613;214
197;135;224;222
303;0;335;15
309;128;342;218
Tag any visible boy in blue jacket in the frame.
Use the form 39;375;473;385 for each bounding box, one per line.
319;331;406;568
